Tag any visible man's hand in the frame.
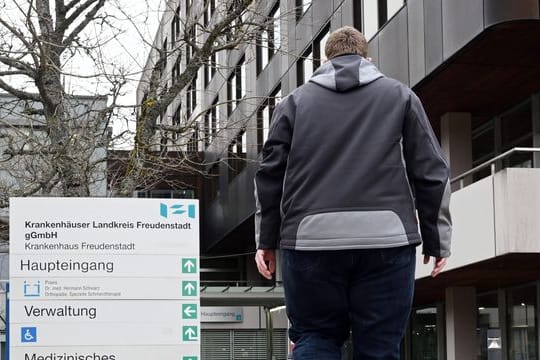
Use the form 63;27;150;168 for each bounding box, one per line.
255;249;276;280
423;255;447;278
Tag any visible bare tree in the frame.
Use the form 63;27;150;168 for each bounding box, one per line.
0;0;290;241
0;0;119;197
116;0;277;195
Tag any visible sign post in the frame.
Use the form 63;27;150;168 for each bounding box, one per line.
9;197;200;359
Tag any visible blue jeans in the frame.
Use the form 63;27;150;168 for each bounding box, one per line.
281;245;416;360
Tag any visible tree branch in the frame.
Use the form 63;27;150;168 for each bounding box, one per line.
55;0;68;33
0;56;36;77
59;0;100;34
0;16;35;54
62;0;105;48
0;70;31;76
0;78;40;101
35;0;54;40
65;0;83;12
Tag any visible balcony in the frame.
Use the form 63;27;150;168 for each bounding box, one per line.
414;148;540;303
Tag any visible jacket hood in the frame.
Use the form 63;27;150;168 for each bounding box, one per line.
310;54;383;92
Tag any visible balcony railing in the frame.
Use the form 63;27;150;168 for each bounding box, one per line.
451;147;540;190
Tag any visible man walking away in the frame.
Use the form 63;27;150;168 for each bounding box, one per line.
254;26;451;359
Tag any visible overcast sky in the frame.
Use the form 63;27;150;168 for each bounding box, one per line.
0;1;162;145
73;0;164;105
83;0;164;143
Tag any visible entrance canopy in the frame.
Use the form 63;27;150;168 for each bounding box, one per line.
201;285;285;308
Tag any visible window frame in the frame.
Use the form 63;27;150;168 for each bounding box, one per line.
257;85;282;153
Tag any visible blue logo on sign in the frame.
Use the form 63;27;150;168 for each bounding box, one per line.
160;203;196;219
21;327;37;343
23;280;41;297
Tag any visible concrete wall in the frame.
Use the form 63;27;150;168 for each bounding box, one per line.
415;175;496;279
371;0;540;88
416;168;540;279
494;168;540;254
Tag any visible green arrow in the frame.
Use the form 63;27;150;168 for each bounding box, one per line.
183;356;198;360
182;281;197;296
182;304;198;319
182;258;197;273
183;326;198;341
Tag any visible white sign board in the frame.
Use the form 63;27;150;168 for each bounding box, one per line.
201;307;244;323
9;197;200;360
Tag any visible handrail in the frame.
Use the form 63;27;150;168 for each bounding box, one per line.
450;147;540;188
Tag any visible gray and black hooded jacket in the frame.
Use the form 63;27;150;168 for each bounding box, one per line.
254;54;452;257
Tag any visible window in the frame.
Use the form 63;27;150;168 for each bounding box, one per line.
203;52;218;87
203;0;216;27
186;24;196;63
313;26;329;67
203;98;219;148
204;59;210;87
471;122;495;182
211;52;217;78
410;306;442;360
186;74;197;119
204;97;219;148
257;29;269;73
472;122;495;164
228;129;247;181
172;55;181;85
160;38;168;77
227;72;236;116
361;0;405;39
187;123;199;153
159;94;167;125
240;59;246;99
226;4;241;42
472;99;533;181
203;111;210;148
387;0;405;19
171;6;181;46
297;26;328;86
297;49;313;86
295;0;310;21
227;57;245;116
477;292;501;360
211;97;219;139
257;104;270;153
256;2;281;74
502;100;532;148
160;134;168;152
273;4;281;50
507;285;538;360
257;85;281;153
191;75;197;114
172;105;181;141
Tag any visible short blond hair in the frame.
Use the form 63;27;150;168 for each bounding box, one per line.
325;26;368;59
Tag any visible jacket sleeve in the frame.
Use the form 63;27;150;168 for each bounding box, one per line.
402;93;452;258
254;98;294;250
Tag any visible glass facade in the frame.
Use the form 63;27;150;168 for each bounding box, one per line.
507;285;538;360
477;292;502;360
410;307;440;360
471;97;534;182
